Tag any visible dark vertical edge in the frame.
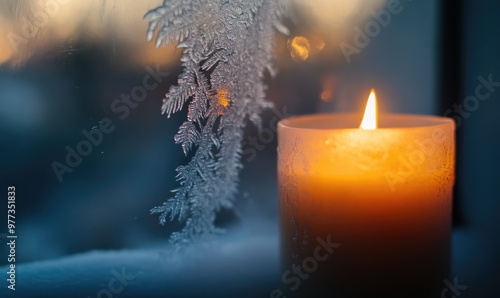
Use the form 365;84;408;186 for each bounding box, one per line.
438;0;464;226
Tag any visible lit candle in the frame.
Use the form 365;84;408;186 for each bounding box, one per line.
277;90;455;297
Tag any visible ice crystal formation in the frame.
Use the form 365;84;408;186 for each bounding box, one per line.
146;0;290;245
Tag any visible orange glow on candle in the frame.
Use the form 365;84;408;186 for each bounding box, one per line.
278;97;455;296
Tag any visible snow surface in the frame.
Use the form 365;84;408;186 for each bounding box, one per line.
0;225;280;298
0;224;480;298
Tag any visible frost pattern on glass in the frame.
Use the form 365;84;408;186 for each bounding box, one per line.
146;0;290;245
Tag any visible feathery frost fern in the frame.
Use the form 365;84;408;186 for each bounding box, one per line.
146;0;290;245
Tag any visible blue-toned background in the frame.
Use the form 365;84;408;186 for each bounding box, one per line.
0;0;499;297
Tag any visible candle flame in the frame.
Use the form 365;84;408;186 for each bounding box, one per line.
360;89;378;130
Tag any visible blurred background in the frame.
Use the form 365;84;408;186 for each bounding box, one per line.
0;0;499;296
